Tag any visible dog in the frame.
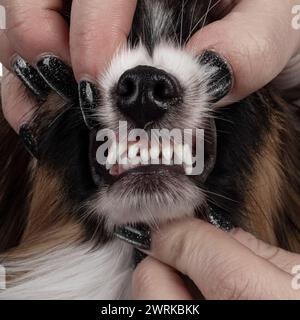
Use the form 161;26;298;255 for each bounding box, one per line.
0;0;299;299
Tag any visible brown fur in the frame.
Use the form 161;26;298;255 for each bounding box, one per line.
0;88;299;288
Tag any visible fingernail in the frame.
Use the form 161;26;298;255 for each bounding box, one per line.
19;124;38;159
134;249;147;268
12;56;50;100
114;225;151;250
36;55;78;102
79;80;100;129
199;50;233;102
207;206;234;232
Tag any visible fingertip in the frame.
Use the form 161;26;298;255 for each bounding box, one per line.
6;7;70;65
132;257;192;300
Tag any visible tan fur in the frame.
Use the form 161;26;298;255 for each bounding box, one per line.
243;112;284;244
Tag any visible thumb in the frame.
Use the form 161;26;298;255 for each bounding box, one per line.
146;219;298;299
187;0;300;105
132;257;193;300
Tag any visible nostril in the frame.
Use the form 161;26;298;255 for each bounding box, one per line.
117;77;136;98
153;78;178;102
116;65;182;126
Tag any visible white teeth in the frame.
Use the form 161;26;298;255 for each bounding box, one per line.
128;143;139;160
118;140;128;156
183;144;193;175
162;144;173;165
174;144;183;165
104;137;195;176
184;164;193;175
106;140;117;168
183;144;193;165
140;146;149;163
150;142;160;164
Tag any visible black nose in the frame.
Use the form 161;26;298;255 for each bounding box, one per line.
116;65;182;127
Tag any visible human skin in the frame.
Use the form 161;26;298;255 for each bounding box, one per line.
0;0;300;300
132;219;300;299
1;0;300;131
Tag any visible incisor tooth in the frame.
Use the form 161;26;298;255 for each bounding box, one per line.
128;143;139;159
174;144;183;165
162;144;173;165
183;144;193;165
107;141;117;166
150;144;160;163
140;147;149;163
184;164;193;175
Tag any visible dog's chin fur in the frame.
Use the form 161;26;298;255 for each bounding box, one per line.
93;172;204;228
1;0;300;300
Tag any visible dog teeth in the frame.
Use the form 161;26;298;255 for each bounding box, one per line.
174;144;183;165
184;164;193;175
150;143;160;163
162;144;173;165
183;144;193;165
107;140;117;167
128;143;139;160
183;144;193;175
104;138;195;176
140;146;149;163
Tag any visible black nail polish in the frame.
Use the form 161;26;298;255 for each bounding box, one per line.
207;206;234;232
19;124;38;159
79;81;100;129
134;249;147;268
199;50;233;102
36;55;78;102
114;224;151;250
12;56;50;100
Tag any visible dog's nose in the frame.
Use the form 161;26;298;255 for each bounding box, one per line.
116;66;182;126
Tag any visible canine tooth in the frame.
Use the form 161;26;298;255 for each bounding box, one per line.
107;141;117;166
183;144;193;165
184;164;193;175
106;162;113;170
174;144;183;165
118;141;128;165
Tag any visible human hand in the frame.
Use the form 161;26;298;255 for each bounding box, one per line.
187;0;300;106
132;218;300;299
0;0;137;132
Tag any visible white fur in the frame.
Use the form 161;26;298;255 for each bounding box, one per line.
93;175;203;229
0;241;133;300
97;42;215;131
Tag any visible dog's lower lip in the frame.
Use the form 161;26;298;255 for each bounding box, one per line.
112;164;185;179
94;164;185;185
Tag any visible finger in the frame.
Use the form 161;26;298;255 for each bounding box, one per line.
1;67;35;132
230;228;300;274
3;0;70;64
132;257;192;300
70;0;137;81
147;218;298;299
0;29;14;70
187;0;300;105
